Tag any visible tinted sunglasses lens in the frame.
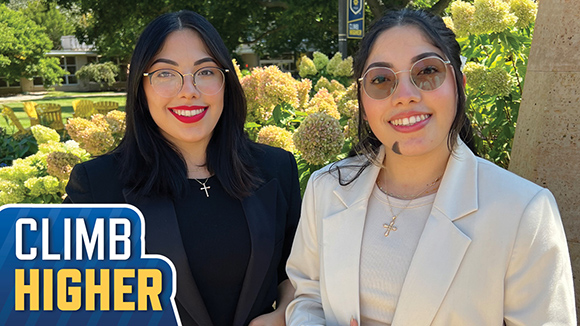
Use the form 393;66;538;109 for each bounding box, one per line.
411;57;447;91
363;67;397;100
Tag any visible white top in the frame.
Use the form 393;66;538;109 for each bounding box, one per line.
359;186;436;326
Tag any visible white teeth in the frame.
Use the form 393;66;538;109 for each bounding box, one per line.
391;114;430;126
173;108;205;117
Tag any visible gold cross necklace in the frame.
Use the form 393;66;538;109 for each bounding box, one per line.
377;175;442;237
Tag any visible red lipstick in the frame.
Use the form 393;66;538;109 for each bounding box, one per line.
168;106;208;123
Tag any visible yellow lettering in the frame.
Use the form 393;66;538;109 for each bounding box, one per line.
114;269;135;310
43;269;53;310
15;269;39;310
58;269;81;311
138;269;162;311
86;269;110;310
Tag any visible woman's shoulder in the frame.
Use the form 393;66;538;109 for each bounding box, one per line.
475;156;544;196
248;142;296;176
75;153;120;173
66;153;125;203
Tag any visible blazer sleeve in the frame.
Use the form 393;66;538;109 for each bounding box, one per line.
503;188;576;325
285;172;326;325
277;151;302;283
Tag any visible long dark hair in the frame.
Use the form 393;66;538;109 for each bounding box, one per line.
114;10;259;199
333;9;476;185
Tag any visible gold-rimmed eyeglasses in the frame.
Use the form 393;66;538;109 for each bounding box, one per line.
143;66;229;98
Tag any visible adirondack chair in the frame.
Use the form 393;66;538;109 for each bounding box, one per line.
22;101;40;126
93;101;119;115
35;103;65;131
72;99;95;118
1;105;28;135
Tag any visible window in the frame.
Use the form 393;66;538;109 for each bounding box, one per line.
33;77;44;86
0;77;21;88
59;56;78;85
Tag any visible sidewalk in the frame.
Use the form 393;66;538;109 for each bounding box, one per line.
0;92;126;104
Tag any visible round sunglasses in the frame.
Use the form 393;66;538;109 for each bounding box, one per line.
359;56;451;100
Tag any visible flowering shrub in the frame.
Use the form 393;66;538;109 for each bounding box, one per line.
298;56;318;78
257;125;295;152
305;88;341;119
241;65;304;123
448;0;536;167
65;110;125;156
242;53;356;192
0;126;38;166
0;110;125;204
293;113;344;166
0;125;90;205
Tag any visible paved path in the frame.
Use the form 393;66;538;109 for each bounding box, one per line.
0;92;126;104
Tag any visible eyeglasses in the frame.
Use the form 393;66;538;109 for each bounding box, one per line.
358;56;451;100
143;67;229;98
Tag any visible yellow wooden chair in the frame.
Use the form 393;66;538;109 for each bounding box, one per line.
94;101;119;115
35;103;65;131
1;105;28;135
22;101;40;126
72;99;95;118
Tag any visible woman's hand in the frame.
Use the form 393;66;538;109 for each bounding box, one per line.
249;279;295;326
248;309;285;326
350;317;358;326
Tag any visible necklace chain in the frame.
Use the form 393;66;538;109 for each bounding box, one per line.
377;175;442;237
193;177;211;198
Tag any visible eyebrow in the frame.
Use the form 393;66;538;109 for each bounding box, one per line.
365;52;445;70
149;57;218;68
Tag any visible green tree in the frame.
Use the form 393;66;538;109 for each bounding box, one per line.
51;0;454;64
0;4;67;86
21;0;76;50
52;0;346;61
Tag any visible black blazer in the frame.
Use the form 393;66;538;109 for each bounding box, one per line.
64;143;301;326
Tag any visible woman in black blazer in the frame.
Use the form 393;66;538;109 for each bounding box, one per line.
64;10;300;326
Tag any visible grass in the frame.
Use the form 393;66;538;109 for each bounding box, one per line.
1;92;126;133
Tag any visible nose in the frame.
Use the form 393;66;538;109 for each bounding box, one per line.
390;71;421;105
178;73;200;98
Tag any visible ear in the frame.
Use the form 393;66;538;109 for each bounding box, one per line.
462;73;467;88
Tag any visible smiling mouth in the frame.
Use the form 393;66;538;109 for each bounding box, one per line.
390;114;431;126
170;108;206;117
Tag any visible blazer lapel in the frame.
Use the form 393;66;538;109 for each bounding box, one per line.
232;179;279;326
123;189;213;326
392;143;478;325
323;154;382;323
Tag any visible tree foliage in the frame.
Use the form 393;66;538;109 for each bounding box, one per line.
21;0;76;50
0;4;67;86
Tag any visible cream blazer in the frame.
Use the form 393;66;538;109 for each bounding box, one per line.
286;143;575;326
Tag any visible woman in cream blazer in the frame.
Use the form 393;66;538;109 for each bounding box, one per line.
286;143;575;325
286;9;575;326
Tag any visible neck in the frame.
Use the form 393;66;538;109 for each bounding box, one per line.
378;146;450;199
173;141;212;179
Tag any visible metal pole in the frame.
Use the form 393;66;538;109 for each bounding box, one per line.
338;0;347;58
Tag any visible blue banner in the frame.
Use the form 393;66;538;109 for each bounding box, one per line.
0;204;180;326
347;0;365;39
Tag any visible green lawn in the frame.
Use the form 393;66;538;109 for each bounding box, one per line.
1;93;126;134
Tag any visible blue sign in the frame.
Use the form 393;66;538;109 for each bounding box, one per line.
347;0;365;39
0;204;180;326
